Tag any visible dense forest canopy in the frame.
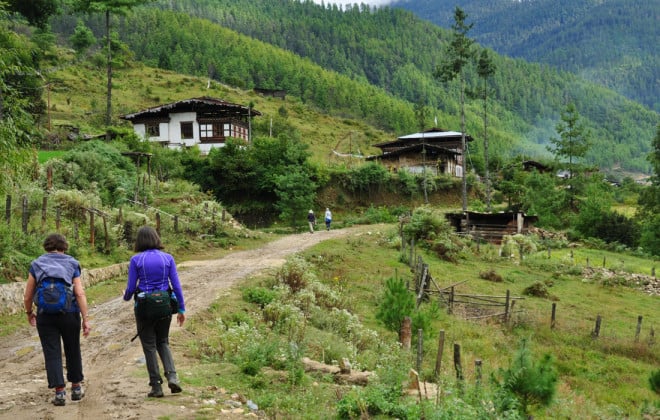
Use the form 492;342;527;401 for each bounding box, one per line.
391;0;659;113
70;0;655;174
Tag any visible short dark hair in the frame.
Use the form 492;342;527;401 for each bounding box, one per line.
134;226;164;252
43;233;68;252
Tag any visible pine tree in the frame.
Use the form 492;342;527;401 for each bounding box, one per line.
547;102;591;207
434;7;476;212
477;49;496;212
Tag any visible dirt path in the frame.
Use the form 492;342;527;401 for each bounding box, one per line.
0;226;374;419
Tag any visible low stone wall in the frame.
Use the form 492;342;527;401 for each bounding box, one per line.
0;263;129;315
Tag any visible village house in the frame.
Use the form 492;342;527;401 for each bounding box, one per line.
366;128;473;177
120;96;261;154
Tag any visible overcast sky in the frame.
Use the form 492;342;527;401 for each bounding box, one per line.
311;0;395;7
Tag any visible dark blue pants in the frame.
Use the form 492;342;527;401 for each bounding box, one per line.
36;312;84;389
135;312;176;386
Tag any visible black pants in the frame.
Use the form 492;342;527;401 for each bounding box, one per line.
36;312;84;389
135;312;176;386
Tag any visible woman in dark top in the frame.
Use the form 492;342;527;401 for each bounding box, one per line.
23;233;91;406
123;226;186;397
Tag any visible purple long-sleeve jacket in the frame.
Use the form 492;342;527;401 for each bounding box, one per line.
123;249;186;313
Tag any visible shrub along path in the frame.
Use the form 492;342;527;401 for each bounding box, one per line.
0;225;378;419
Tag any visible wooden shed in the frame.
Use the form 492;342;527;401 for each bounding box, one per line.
445;211;539;244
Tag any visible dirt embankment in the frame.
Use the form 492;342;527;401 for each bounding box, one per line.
0;226;377;420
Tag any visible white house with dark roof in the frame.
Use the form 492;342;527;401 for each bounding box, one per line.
120;96;261;154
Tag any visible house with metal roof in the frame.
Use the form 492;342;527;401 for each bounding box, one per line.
367;128;473;176
120;97;261;154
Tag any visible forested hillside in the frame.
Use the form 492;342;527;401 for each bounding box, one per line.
49;0;657;174
392;0;659;112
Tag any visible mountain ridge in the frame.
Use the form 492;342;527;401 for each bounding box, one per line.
47;0;658;174
390;0;659;112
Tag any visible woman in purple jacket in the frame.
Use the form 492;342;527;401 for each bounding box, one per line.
123;226;186;398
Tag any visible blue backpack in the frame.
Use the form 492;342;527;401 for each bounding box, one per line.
34;277;74;314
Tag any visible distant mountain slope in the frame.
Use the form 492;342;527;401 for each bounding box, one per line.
49;0;657;174
390;0;660;112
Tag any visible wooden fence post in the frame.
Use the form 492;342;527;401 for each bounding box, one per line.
416;329;423;374
551;303;557;329
650;327;655;346
5;194;10;224
592;315;602;338
47;166;53;190
475;359;482;387
400;316;412;351
102;214;109;252
434;330;445;378
448;286;454;315
635;316;643;342
504;289;510;323
89;210;95;248
42;196;48;226
21;195;28;234
453;343;463;381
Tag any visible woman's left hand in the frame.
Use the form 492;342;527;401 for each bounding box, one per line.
82;319;91;337
177;312;185;327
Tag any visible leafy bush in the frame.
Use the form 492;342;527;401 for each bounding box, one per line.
501;234;538;260
242;286;277;308
41;140;137;206
262;301;306;342
234;339;281;376
402;206;447;242
649;369;660;394
345;204;400;225
277;255;315;292
336;360;410;419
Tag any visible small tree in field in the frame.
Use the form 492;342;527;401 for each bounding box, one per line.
376;276;415;332
493;338;558;416
547;102;591;208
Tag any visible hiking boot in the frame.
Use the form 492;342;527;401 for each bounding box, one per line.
148;384;164;398
52;390;66;406
166;372;182;394
71;384;84;401
167;380;182;394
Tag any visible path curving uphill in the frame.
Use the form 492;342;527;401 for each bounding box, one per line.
0;226;379;419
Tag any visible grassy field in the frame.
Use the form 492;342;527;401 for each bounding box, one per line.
169;226;659;419
4;224;656;417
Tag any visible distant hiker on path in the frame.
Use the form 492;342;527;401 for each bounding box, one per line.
308;209;316;233
23;233;91;406
325;208;332;231
123;226;186;398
